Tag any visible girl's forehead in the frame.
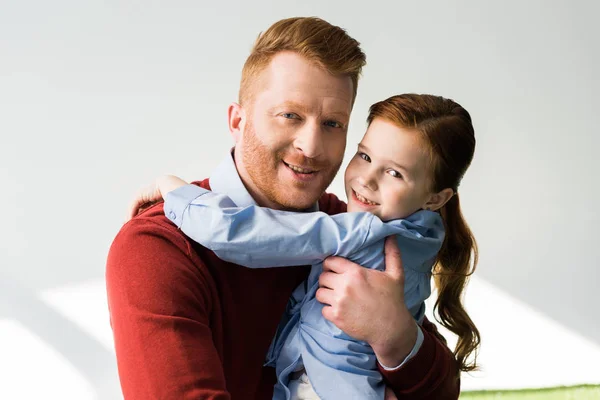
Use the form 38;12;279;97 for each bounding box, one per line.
361;120;428;167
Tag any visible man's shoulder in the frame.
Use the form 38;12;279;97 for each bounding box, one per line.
107;178;217;302
318;191;347;215
106;179;220;330
109;177;212;260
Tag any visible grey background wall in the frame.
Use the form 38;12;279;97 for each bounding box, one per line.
1;1;598;398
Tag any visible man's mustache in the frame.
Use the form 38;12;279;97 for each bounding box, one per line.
280;154;329;170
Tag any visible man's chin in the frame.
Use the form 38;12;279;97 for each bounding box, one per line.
273;189;322;211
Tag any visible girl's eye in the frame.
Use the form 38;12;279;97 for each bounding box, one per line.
388;170;403;179
359;152;371;162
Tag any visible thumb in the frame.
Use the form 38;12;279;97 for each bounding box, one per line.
125;185;156;222
126;197;143;222
383;236;404;282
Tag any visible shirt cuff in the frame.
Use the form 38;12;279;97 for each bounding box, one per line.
163;184;210;228
378;325;424;371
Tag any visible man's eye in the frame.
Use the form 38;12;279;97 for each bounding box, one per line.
359;152;371;162
282;113;299;119
324;120;343;129
388;170;403;179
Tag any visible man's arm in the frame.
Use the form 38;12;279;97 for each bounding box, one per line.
378;318;460;399
163;184;376;268
106;211;230;399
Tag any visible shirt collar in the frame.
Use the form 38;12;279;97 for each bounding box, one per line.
209;149;319;212
209;149;256;208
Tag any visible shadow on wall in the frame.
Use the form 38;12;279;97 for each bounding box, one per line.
0;271;121;399
472;226;600;348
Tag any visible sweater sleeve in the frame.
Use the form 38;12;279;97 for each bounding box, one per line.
163;184;375;268
106;211;230;400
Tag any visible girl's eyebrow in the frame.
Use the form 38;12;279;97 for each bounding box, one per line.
357;143;371;153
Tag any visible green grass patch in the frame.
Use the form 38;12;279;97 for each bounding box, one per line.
461;384;600;399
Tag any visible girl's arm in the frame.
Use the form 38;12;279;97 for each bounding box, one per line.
128;175;189;220
163;184;377;268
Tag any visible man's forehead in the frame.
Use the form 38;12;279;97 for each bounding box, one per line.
257;53;353;105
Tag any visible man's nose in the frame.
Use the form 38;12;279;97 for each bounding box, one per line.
293;121;323;159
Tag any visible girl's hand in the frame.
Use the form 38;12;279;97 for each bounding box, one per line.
127;175;188;221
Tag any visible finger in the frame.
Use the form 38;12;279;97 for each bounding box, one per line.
315;287;336;306
318;271;344;290
127;197;157;222
384;236;404;282
321;300;344;326
322;256;356;274
137;200;156;215
321;304;338;323
126;199;142;222
131;196;151;218
132;200;142;219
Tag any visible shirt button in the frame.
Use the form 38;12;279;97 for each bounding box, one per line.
168;211;176;220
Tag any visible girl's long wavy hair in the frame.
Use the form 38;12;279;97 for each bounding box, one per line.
368;94;480;372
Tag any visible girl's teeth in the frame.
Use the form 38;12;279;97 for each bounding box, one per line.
356;191;376;205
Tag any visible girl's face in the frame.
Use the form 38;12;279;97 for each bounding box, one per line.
344;118;436;221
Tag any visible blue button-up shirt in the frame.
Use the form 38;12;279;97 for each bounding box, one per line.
163;153;445;400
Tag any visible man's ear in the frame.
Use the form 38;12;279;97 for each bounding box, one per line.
423;188;454;211
228;102;246;143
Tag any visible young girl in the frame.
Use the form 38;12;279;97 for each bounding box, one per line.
129;94;480;400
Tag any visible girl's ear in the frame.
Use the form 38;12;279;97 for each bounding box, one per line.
423;188;454;211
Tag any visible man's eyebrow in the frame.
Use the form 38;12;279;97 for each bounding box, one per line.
269;102;349;120
269;101;311;114
325;110;350;121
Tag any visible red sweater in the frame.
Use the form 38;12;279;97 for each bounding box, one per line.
106;179;459;399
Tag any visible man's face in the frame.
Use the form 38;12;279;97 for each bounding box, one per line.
233;52;354;210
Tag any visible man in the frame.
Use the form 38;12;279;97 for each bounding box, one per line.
107;17;460;399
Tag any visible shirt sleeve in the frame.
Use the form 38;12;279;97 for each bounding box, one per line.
378;318;460;399
106;214;231;399
378;326;424;371
163;184;376;268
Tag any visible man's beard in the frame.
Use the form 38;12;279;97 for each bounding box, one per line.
241;121;341;210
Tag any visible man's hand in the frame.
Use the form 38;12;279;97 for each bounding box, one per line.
127;175;189;221
316;236;418;367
